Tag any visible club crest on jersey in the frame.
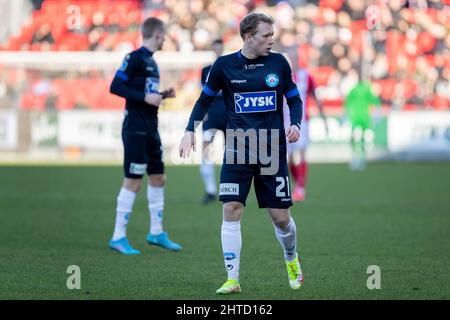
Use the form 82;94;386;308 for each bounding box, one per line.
234;91;277;113
265;73;279;87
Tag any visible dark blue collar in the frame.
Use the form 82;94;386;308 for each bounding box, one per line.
237;49;261;61
139;46;153;56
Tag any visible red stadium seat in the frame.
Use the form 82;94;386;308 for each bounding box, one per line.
319;0;344;11
20;24;36;43
374;79;396;101
55;79;76;109
403;79;417;101
30;43;42;51
103;93;125;110
430;95;449;110
386;31;406;75
6;36;22;50
417;32;436;54
20;92;47;111
403;104;418;111
350;20;367;53
321;98;343;109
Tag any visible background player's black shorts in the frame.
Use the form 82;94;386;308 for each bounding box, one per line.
218;155;293;209
122;132;164;178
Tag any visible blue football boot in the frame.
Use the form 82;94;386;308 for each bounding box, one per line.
109;237;141;255
146;232;182;252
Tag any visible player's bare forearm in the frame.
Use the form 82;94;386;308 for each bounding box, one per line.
145;93;162;107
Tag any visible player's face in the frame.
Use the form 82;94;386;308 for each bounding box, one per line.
249;22;274;57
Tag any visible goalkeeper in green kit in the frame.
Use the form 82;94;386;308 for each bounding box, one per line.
344;80;381;170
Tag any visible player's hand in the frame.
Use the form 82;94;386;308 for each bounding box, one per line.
161;87;176;99
179;131;196;158
145;93;162;107
286;125;300;143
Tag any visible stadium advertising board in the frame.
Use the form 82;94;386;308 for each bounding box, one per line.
31;111;58;147
58;111;122;150
388;111;450;153
0;111;18;149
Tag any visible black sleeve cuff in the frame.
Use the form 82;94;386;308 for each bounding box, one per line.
291;122;301;131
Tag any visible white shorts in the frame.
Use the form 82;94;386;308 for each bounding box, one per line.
202;129;216;143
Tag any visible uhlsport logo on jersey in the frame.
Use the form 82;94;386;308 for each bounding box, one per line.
265;73;279;87
234;91;276;113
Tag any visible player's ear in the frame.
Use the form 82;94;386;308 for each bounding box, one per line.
155;28;164;39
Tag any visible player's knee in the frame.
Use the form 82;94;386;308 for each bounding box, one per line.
123;178;142;193
223;202;243;220
149;174;166;187
273;218;290;229
272;213;291;229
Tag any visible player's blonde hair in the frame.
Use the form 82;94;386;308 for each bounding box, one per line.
239;13;274;40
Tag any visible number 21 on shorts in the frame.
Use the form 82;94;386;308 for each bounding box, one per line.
276;176;290;197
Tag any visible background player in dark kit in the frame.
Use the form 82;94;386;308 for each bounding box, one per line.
199;38;228;205
109;17;182;255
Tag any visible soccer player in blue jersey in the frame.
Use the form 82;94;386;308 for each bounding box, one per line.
199;38;228;205
179;13;304;294
108;17;182;255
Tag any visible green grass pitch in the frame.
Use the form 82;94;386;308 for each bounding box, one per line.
0;163;449;299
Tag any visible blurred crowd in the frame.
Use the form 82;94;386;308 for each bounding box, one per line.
0;0;448;111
